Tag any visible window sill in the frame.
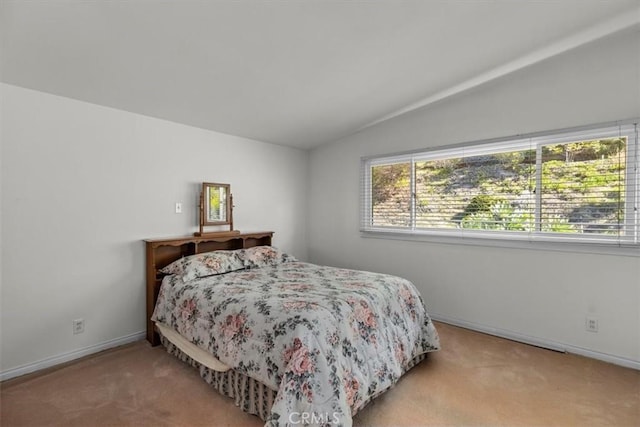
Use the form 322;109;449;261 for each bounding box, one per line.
360;229;640;257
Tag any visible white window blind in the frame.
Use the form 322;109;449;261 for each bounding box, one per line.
361;121;639;248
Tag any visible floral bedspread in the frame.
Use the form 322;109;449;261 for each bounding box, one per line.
152;261;440;426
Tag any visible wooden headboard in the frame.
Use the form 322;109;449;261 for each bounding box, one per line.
144;231;273;346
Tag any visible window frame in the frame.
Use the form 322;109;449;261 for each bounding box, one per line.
360;120;639;255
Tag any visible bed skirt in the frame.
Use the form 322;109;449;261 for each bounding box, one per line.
160;335;428;422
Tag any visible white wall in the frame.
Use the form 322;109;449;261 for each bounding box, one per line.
308;29;640;366
0;84;308;376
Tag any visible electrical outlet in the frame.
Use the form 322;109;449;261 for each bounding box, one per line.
73;318;85;335
175;202;182;214
585;316;598;333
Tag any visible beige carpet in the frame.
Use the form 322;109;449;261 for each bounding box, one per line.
2;322;638;426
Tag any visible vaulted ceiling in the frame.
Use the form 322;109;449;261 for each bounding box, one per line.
2;1;638;149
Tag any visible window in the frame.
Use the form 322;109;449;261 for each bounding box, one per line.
361;122;639;248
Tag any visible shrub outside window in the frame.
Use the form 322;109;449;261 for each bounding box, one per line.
361;122;639;248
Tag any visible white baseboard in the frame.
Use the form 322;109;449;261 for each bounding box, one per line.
430;314;640;370
3;316;638;381
0;331;146;382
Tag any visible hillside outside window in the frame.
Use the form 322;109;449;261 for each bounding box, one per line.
361;121;639;248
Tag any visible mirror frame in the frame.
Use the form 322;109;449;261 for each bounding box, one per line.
202;182;230;226
196;182;235;236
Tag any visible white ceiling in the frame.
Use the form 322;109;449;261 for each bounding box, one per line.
1;1;639;149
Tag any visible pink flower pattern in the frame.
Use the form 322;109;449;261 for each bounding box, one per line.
282;338;317;402
217;311;253;358
282;300;317;311
152;260;439;427
284;338;315;375
202;256;221;270
180;298;197;322
342;371;360;407
347;297;378;341
281;283;312;292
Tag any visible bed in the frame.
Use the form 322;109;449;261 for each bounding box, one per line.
145;232;440;426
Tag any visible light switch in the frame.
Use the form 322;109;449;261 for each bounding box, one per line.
175;202;182;214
